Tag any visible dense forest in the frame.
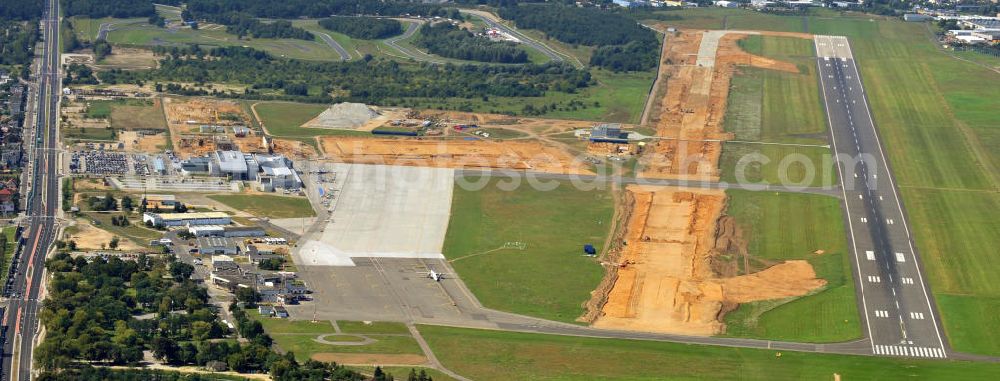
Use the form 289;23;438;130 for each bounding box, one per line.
33;252;426;380
60;0;173;18
186;0;461;19
0;0;43;20
416;23;528;64
100;45;592;104
0;21;39;66
498;4;659;71
35;254;227;370
319;16;403;40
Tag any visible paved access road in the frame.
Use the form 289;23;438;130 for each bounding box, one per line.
814;35;948;359
315;31;352;61
458;10;564;63
1;0;62;379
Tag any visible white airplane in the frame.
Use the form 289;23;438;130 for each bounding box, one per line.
420;269;449;282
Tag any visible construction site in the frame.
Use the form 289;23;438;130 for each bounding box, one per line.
578;28;826;336
164;97;315;159
584;185;825;335
639;29;808;181
319;137;593;175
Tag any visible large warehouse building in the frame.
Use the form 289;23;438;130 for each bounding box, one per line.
143;211;232;227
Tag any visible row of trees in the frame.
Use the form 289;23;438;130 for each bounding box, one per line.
205;12;314;40
319;16;403;40
498;4;660;71
0;0;43;20
60;0;176;19
186;0;460;20
99;45;593;104
416;23;528;64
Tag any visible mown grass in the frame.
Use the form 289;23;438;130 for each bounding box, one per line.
207;194;315;219
807;17;1000;355
419;324;1000;381
441;177;614;323
91;19;347;61
250;315;422;363
720;190;860;342
720;36;833;187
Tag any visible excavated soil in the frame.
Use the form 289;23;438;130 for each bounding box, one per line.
590;185;825;336
638;30;806;181
319;137;592;174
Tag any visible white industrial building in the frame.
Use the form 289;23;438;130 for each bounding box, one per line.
143;211;232;227
179;150;300;192
256;154;302;192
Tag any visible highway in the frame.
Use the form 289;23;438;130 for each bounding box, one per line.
814;35;948;359
1;0;62;378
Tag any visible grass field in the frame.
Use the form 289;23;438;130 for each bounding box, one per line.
441;177;614;323
0;228;16;287
347;366;456;381
251;316;423;363
80;18;349;62
401;70;654;124
720;35;833;187
805;17;1000;355
252;102;371;144
720;190;860;342
418;324;1000;381
207;194;315;219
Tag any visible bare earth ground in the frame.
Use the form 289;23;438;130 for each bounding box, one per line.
163;97;252;158
119;130;167;153
590;185;825;335
319;137;593;175
638;30;807;181
65;219;142;251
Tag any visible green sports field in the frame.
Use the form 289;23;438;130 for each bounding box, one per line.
419;324;1000;381
720;190;860;342
441;177;615;323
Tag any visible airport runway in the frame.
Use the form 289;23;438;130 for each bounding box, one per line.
814;35;948;359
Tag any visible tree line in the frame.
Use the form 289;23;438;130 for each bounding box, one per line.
98;45;593;105
60;0;177;19
186;0;460;20
319;16;403;40
209;12;314;40
498;4;660;72
416;22;528;64
0;0;43;21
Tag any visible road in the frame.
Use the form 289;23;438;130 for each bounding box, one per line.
458;10;564;64
314;31;351;61
383;21;446;64
1;0;62;378
814;35;948;359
